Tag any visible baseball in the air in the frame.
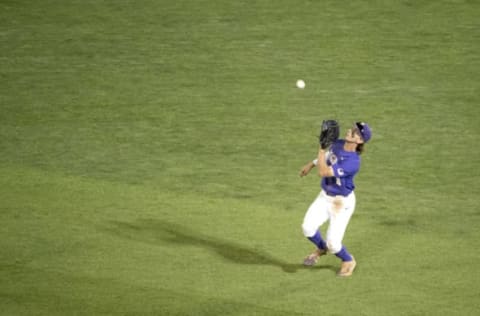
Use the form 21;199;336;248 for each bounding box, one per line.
296;79;305;89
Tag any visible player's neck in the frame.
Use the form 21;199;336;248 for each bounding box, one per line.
343;141;357;152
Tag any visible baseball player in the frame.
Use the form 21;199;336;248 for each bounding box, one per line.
299;121;372;277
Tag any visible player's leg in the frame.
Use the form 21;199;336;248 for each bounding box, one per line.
325;193;357;276
301;192;330;265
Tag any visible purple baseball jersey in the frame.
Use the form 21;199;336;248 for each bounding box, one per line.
321;139;360;196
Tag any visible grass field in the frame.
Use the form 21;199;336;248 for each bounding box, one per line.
1;0;480;315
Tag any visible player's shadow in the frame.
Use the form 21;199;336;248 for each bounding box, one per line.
106;219;336;274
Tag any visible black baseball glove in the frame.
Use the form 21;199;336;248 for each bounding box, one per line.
319;120;339;149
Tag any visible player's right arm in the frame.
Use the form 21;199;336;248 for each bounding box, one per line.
299;160;316;177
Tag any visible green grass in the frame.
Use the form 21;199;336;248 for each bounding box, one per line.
1;0;480;315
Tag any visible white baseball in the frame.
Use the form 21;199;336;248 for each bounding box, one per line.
296;79;305;89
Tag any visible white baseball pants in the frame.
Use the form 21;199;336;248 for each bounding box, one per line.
302;190;356;254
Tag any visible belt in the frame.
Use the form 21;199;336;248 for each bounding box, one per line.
325;191;348;197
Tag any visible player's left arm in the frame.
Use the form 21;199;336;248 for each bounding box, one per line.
317;148;334;178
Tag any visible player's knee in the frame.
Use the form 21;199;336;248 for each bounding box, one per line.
301;223;316;237
327;240;342;254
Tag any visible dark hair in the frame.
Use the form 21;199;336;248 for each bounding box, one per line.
356;143;364;155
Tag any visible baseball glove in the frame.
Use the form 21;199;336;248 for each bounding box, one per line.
319;120;339;149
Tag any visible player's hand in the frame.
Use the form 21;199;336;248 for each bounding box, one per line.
299;163;314;177
319;120;340;149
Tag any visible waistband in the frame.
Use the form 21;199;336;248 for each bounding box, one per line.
323;190;351;198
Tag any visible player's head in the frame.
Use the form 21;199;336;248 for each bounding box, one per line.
346;122;371;144
355;122;371;143
346;122;371;154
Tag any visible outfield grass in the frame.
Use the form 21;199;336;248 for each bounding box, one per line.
1;1;480;315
